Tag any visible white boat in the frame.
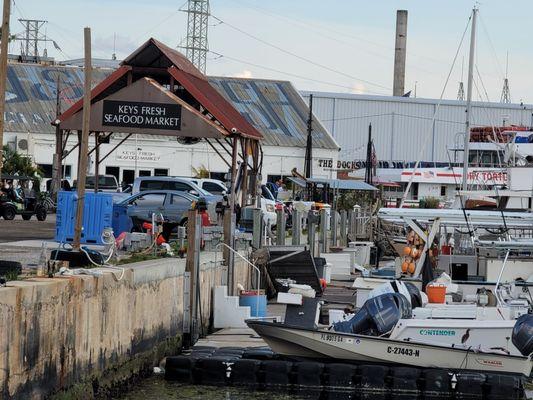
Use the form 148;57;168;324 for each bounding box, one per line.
246;320;533;376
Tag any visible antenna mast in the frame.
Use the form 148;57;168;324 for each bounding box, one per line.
457;57;465;101
184;0;210;74
500;51;511;103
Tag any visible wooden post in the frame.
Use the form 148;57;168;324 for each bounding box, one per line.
275;209;285;245
224;136;239;294
0;0;11;178
240;138;248;206
73;27;92;250
186;209;200;343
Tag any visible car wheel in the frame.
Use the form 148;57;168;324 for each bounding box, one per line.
36;206;47;221
3;206;16;220
21;214;32;221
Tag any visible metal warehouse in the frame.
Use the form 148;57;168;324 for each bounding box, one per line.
302;91;533;165
3;62;339;186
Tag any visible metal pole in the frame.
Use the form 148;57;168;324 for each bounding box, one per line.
320;208;328;253
462;7;477;191
331;210;338;248
291;209;301;245
308;213;316;257
73;27;92;250
275;208;285;245
252;208;263;249
94;134;99;193
0;0;11;178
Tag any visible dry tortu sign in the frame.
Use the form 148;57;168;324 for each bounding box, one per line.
102;100;182;130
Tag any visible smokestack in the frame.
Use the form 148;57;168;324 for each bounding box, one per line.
393;10;408;96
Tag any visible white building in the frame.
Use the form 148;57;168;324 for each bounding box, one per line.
302;91;533;165
3;63;339;186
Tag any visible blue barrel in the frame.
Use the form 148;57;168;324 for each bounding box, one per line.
239;292;267;317
112;204;133;236
55;191;113;244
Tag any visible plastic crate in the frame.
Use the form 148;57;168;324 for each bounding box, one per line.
55;191;113;244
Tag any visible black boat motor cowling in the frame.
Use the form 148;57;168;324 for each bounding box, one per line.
332;293;411;336
511;314;533;356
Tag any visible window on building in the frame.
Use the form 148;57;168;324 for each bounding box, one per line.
139;170;151;177
412;183;419;200
209;172;226;181
105;166;120;182
440;185;446;197
38;164;53;178
154;168;169;176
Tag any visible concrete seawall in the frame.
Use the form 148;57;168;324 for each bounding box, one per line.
0;252;251;399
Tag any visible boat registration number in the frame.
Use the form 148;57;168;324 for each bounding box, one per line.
320;333;343;343
387;346;420;357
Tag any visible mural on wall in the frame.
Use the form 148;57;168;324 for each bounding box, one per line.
4;64;337;151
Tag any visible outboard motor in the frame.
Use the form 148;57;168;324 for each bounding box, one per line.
512;314;533;356
404;282;423;308
333;293;411;336
368;280;414;306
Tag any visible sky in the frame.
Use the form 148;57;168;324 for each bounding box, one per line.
9;0;533;103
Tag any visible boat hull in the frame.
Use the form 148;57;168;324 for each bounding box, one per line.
246;321;533;376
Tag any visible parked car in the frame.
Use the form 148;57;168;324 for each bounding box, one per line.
117;190;215;232
186;178;228;196
73;175;120;192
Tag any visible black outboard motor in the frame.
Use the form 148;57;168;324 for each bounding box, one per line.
404;282;423;308
333;293;411;336
512;314;533;356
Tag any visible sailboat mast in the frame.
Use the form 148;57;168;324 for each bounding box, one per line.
462;7;477;191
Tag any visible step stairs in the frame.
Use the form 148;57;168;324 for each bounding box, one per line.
213;285;251;329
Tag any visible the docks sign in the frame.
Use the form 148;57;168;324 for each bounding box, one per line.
102;100;182;130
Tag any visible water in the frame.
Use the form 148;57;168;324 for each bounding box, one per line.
113;376;302;400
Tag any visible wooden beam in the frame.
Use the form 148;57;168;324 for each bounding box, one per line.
73;27;92;249
99;133;132;164
0;0;11;178
205;138;231;169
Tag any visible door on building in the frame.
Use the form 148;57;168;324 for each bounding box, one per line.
139;170;151;177
123;169;135;185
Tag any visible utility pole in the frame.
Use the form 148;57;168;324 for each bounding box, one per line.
15;19;52;61
393;10;408;96
51;74;62;198
304;94;313;200
0;0;11;179
73;27;92;249
184;0;210;74
365;124;373;185
461;7;477;192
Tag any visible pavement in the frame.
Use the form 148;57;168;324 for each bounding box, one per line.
0;214;56;267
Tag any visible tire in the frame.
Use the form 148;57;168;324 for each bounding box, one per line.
21;214;32;221
35;206;47;221
2;206;16;220
0;260;22;275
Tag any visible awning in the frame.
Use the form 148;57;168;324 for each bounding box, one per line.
287;177;377;191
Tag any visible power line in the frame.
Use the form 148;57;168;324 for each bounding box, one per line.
210;13;392;91
209;50;389;95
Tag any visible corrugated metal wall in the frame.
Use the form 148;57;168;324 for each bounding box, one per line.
302;91;533;163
